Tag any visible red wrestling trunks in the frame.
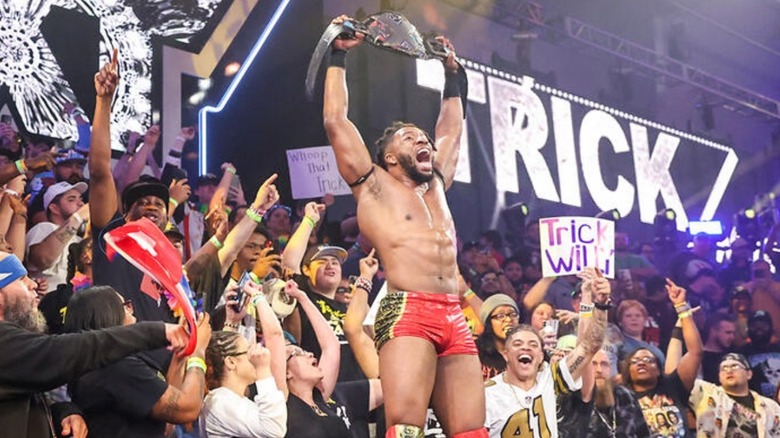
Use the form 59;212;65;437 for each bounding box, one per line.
374;291;478;356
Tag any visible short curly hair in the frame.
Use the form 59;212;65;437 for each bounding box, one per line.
374;121;431;170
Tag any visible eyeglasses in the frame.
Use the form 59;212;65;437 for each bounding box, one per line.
286;348;308;362
720;363;747;372
225;350;248;358
491;311;520;322
629;356;656;365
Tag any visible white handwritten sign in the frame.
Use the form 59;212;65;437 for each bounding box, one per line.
539;217;615;278
286;146;351;199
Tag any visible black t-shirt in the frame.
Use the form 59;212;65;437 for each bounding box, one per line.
93;214;174;369
69;354;169;438
38;283;73;335
294;274;366;383
738;342;780;398
557;389;594;438
93;214;174;324
726;393;758;437
286;380;370;438
633;371;692;438
701;351;729;384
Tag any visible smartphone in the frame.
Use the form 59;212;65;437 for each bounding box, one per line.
233;271;252;310
0;114;12;124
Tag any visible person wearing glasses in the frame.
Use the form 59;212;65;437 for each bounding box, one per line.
283;279;383;438
476;294;521;381
64;285;212;437
200;280;288;437
689;353;780;437
622;279;702;438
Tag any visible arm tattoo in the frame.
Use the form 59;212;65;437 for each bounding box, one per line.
569;355;585;373
161;387;181;420
54;225;79;244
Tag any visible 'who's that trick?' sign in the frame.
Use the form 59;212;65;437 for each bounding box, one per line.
539;217;615;279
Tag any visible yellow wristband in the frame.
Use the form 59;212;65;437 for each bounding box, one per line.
186;357;207;373
464;289;475;299
246;208;263;223
303;215;316;228
209;235;223;250
169;198;179;209
579;311;593;318
678;310;693;319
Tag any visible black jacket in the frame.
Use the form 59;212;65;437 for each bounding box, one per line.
0;321;169;438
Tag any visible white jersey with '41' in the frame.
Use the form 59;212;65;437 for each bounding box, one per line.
484;360;581;438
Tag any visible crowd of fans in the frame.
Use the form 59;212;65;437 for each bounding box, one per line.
2;46;780;438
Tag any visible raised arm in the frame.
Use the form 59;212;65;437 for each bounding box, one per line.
322;16;373;186
285;281;339;400
432;37;464;189
88;50;120;228
344;249;380;378
281;202;325;274
522;276;555;311
0;152;55;187
248;283;288;397
150;313;212;423
4;180;28;261
666;278;703;391
27;203;89;271
217;174;279;276
565;268;609;381
116;124;159;194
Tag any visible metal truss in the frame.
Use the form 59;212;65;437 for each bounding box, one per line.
442;0;780;122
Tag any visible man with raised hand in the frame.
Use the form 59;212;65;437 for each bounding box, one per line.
322;15;480;438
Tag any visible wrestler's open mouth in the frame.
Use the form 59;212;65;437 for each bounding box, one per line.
416;148;431;162
518;355;532;364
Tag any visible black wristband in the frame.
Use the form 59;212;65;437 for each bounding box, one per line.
671;327;683;341
443;70;461;99
594;301;613;311
328;48;347;68
169;150;182;158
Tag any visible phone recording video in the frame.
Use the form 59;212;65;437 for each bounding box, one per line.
234;271;253;311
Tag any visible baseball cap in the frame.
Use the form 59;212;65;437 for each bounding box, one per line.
196;173;219;187
685;259;716;284
749;310;772;326
719;352;750;370
557;334;578;351
302;244;347;267
462;241;480;252
479;294;519;326
121;177;169;212
43;181;88;211
55;149;87;165
731;286;751;300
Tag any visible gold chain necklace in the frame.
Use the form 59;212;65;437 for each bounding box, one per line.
503;374;533;408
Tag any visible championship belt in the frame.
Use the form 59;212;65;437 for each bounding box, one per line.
306;11;468;114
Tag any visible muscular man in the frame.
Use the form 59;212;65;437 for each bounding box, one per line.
322;16;482;437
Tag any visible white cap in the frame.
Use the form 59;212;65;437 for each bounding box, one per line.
44;181;88;211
